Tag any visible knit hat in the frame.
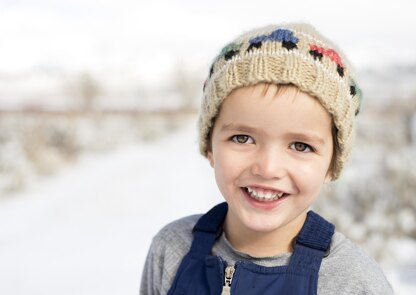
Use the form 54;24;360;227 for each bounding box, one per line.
198;23;362;180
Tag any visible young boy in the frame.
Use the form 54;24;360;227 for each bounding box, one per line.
140;23;393;294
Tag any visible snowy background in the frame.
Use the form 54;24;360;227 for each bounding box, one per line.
1;0;416;294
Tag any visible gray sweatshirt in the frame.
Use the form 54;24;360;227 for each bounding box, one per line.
140;214;393;295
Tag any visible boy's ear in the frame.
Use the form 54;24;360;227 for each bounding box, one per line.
207;151;214;168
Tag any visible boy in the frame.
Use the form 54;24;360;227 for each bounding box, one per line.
140;23;393;294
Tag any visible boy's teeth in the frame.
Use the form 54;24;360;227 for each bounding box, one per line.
245;187;285;201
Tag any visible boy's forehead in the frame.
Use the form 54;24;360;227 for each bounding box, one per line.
226;83;325;112
224;83;325;113
229;83;301;98
217;86;333;136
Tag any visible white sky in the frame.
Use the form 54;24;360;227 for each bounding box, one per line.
0;0;415;73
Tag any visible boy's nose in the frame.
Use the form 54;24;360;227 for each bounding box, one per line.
250;147;287;180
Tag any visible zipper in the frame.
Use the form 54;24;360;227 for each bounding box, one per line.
221;265;235;295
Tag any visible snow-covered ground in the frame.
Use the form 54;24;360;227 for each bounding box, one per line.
0;120;221;294
0;121;414;294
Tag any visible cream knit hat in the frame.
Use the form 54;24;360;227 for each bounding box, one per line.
198;23;362;180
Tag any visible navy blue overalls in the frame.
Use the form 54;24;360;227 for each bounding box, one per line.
167;202;335;295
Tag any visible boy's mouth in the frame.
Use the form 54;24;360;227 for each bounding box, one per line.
243;186;288;202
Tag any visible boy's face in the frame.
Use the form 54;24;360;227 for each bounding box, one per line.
207;83;333;236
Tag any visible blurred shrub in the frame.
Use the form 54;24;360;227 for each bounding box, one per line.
0;110;195;196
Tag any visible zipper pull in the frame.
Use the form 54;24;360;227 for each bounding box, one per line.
221;265;235;295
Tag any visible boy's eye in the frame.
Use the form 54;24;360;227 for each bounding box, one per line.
290;142;313;152
231;135;254;144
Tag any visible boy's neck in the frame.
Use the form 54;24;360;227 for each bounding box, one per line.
223;212;307;257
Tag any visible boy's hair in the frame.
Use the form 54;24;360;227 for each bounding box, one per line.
198;23;362;180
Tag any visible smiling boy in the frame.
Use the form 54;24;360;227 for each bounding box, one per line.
140;23;393;294
206;83;334;257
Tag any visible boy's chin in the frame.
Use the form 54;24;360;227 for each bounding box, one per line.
241;216;289;234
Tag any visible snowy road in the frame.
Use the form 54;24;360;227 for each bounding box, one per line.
0;123;220;295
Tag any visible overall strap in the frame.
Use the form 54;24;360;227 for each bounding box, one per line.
290;211;335;271
189;202;228;258
167;203;228;295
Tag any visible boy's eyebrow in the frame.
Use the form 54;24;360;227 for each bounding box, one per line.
220;123;263;135
220;123;326;145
